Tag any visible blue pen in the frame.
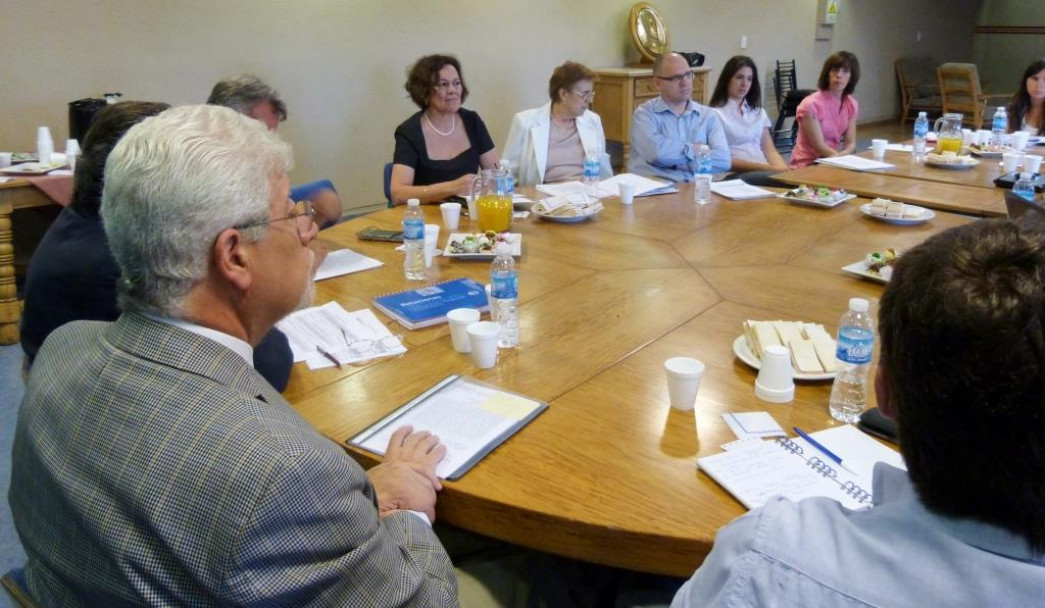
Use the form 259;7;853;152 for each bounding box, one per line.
793;427;858;475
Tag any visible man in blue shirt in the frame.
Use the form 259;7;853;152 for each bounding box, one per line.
674;218;1045;607
628;52;730;182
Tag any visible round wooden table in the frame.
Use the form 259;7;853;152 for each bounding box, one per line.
287;185;974;576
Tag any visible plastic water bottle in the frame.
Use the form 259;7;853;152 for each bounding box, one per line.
490;242;518;348
913;111;929;159
583;151;601;199
829;298;874;423
992;107;1008;150
1014;172;1036;202
498;159;515;197
693;144;712;204
402;198;425;280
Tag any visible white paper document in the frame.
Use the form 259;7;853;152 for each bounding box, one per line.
276;302;405;369
596;173;676;197
710;179;776;200
535;181;588;197
722;412;786;440
313;248;383;281
815;155;896;172
349;375;547;479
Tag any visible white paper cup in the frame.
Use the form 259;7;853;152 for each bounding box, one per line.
1024;154;1043;174
1003;152;1022;173
664;357;705;411
37;126;52;143
423;224;439;268
467;321;501;368
466;195;478;220
871;139;888;158
977;130;992;147
439;202;461;230
65;139;80;157
1014;131;1031;150
0;153;11;168
754;345;795;403
962;129;975;146
447;308;481;353
619;182;636;205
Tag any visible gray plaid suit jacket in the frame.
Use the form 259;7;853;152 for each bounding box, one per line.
9;313;458;607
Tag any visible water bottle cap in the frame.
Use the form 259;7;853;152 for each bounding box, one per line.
407;198;420;207
849;297;869;313
918;111;926;118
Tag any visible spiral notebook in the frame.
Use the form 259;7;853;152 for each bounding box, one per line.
372;277;489;330
697;424;905;511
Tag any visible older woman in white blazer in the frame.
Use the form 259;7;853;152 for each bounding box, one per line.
502;61;613;186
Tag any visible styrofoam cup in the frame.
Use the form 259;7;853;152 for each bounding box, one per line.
619;182;636;205
1003;152;1022;173
664;357;705;411
466;195;478;220
439;202;461;230
0;153;11;168
1013;131;1031;150
1024;154;1043;175
962;129;975;146
447;308;481;353
871;139;887;158
754;345;795;403
467;321;501;368
423;224;439;268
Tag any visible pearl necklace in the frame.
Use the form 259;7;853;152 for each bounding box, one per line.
424;111;456;136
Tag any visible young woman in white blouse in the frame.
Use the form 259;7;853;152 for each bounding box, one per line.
710;56;788;184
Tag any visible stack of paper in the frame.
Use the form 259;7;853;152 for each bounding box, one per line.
710;179;775;200
815;155;895;172
276;302;406;369
597;173;676;197
313;248;383;281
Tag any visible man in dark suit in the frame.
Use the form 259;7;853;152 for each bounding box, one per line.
9;105;456;606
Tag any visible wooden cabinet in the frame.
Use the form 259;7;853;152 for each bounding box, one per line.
591;67;710;166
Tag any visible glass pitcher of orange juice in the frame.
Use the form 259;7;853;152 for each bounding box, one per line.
933;113;964;154
471;168;512;233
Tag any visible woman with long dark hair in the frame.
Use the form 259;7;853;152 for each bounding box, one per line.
709;56;787;176
1007;59;1045;136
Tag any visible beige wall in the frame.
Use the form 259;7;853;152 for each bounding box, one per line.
973;0;1045;98
1;0;979;211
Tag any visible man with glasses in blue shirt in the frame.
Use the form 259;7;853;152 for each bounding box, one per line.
629;52;731;182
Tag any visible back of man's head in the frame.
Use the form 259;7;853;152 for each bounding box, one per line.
101;104;293;318
207;74;287;122
879;218;1045;552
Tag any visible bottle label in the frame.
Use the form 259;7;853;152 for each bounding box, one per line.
491;273;518;299
836;326;873;365
914;122;928;137
403;218;424;240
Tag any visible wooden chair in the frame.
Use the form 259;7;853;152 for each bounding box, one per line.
895;57;941;125
937;63;1012;129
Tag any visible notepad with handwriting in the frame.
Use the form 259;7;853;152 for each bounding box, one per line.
697;425;905;510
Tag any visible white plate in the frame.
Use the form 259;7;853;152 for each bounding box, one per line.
442;233;522;260
924;158;979;170
732;336;835;381
531;201;602;223
965;145;1010;159
841;260;889;284
775;192;856;208
0;161;65;175
859;203;935;226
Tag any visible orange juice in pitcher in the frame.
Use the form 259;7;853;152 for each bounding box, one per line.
472;168;513;233
933;113;965;154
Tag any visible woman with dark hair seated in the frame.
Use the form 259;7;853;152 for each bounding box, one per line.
502;60;612;186
20;102;295;390
709;55;788;185
790;51;860;168
1007;59;1045;135
390;54;500;204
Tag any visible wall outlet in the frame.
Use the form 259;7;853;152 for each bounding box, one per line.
741;35;748;49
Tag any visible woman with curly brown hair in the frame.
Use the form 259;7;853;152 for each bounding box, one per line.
390;54;500;204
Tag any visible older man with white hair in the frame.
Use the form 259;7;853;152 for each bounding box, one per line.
9;105;456;606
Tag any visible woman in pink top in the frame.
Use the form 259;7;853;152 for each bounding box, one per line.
790;51;860;168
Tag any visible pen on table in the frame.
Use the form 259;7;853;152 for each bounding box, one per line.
316;345;342;369
792;427;858;475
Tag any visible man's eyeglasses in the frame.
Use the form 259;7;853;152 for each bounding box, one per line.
655;71;695;83
236;200;315;237
570;89;596;101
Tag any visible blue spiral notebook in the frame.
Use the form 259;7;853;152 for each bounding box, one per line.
372;277;490;330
